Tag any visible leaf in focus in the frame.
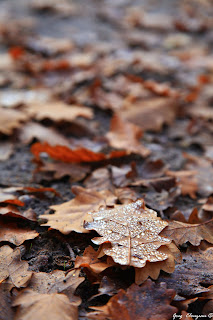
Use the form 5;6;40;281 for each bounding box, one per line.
42;186;117;234
84;200;172;268
106;114;150;157
161;218;213;246
88;280;177;320
31;142;127;163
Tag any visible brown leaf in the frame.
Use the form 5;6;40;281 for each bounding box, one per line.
106;114;150;157
88;280;177;320
166;170;198;199
134;243;180;284
161;218;213;246
0;218;39;245
0;108;28;135
157;246;213;296
0;282;15;320
36;161;90;182
13;290;79;320
0;246;32;288
42;186;117;234
31;142;127;163
25;101;93;122
121;97;178;131
28;269;84;299
84;200;172;268
19;122;70;146
75;246;115;274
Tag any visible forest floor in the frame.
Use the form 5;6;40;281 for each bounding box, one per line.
0;0;213;319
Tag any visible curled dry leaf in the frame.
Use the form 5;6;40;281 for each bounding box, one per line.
13;290;79;320
88;280;177;320
25;101;93;122
75;246;115;275
42;186;117;234
106;114;150;157
31;142;127;163
84;200;173;268
0;246;32;288
0;218;39;246
161;218;213;246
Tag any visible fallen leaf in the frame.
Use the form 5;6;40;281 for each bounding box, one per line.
25;101;93;122
88;280;177;320
0;218;39;245
19;122;70;146
84;200;172;268
166;170;198;199
106;114;150;157
161;218;213;246
0;246;32;288
157;246;213;296
42;186;117;234
31;142;127;163
13;290;79;320
0;142;14;161
35;161;90;182
121;97;178;131
0;108;28;135
28;269;84;299
75;246;115;274
0;282;15;320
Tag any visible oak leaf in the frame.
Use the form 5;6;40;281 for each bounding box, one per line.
42;186;117;234
31;142;127;163
84;200;172;268
88;280;177;320
0;246;32;287
106;114;150;157
13;290;79;320
161;218;213;246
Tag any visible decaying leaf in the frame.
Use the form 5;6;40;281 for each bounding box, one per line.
84;200;172;268
88;280;177;320
166;170;198;199
0;246;32;288
157;246;213;296
106;114;150;157
13;290;79;320
31;142;127;163
161;218;213;246
0;282;15;320
41;186;117;234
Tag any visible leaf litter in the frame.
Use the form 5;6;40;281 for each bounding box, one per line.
0;0;213;318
